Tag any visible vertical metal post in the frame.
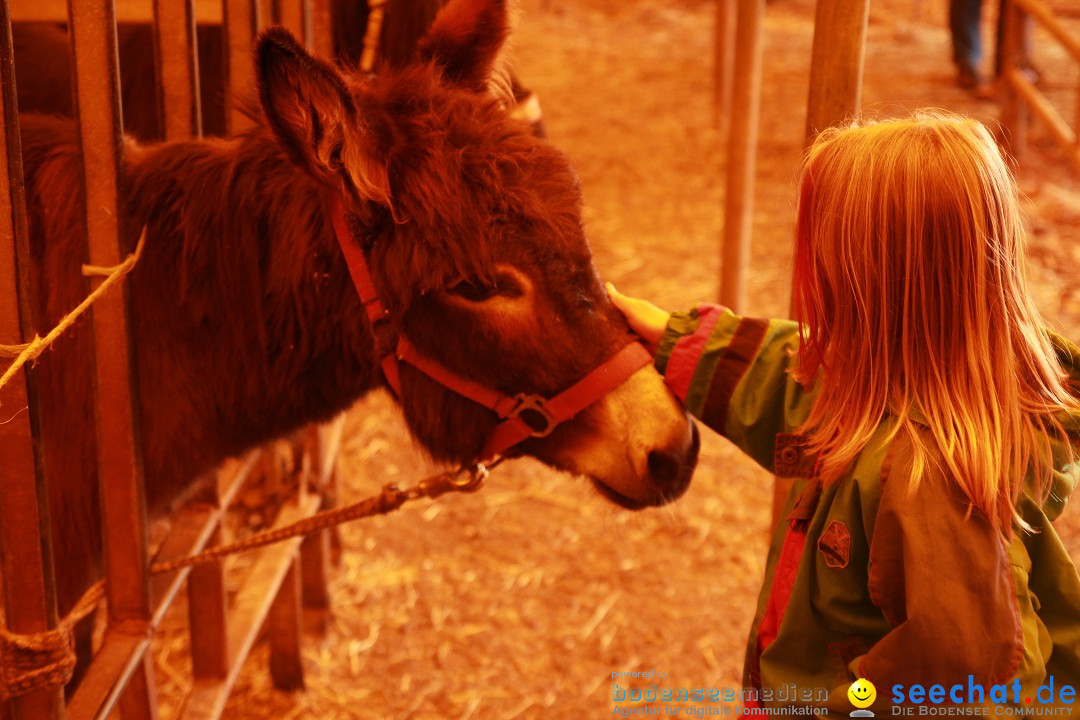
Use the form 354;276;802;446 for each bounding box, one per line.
153;0;202;139
0;2;64;717
277;0;313;50
223;0;262;134
719;0;764;312
66;1;158;717
311;0;333;58
712;0;735;133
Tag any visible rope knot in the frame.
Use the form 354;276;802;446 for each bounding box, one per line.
0;622;76;700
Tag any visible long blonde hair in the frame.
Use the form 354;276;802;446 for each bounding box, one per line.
791;111;1078;533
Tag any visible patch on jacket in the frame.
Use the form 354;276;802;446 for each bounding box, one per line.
818;521;851;569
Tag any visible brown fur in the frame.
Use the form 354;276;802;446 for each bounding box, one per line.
20;1;694;657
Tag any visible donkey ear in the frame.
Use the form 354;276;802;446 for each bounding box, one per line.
257;27;390;203
417;0;509;91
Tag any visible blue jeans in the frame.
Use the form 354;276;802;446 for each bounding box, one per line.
950;0;983;72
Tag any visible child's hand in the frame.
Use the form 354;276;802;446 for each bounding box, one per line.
606;282;671;354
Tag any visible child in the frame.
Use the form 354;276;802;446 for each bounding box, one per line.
608;112;1080;708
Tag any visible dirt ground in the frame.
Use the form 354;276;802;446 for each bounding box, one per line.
155;0;1080;717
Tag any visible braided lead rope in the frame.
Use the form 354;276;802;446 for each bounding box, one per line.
0;461;491;701
152;462;490;575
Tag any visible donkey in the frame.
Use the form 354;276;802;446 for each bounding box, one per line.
18;0;698;676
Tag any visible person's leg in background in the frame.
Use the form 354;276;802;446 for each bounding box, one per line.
950;0;984;88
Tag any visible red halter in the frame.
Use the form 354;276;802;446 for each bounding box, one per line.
330;200;652;462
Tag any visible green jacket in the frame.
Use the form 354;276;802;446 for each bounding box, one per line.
655;305;1080;710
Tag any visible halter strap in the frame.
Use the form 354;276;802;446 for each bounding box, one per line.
331;198;651;462
332;200;402;394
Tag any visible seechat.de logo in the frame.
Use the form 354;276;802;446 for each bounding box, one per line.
849;678;877;717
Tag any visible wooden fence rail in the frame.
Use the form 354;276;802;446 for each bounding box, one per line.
1001;0;1080;172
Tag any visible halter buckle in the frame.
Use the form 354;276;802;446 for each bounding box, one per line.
508;394;556;437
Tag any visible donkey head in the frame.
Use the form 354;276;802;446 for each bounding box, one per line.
256;0;697;509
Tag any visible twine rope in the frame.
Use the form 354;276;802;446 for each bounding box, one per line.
0;229;146;394
0;461;490;701
0;581;104;701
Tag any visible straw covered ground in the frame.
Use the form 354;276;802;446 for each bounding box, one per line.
150;0;1080;717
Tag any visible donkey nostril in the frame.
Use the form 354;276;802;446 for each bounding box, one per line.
647;449;681;486
645;423;699;501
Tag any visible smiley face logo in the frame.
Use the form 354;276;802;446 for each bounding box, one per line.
848;678;876;709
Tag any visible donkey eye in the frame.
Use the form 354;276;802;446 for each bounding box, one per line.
447;272;523;303
448;278;498;302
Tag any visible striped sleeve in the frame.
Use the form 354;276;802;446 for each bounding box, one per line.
654;304;815;473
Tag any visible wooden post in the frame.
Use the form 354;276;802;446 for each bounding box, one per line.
268;560;305;691
66;0;158;716
772;0;871;527
1000;0;1028;162
187;518;230;681
299;417;343;632
0;4;65;718
719;0;765;312
803;0;870;142
712;0;735;133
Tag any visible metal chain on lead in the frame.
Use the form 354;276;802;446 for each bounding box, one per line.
152;460;493;575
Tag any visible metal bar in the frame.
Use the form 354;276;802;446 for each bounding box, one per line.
119;657;159;720
66;632;152;720
68;0;149;631
153;0;202;139
0;2;65;718
276;0;312;50
66;1;157;718
223;0;262;135
719;0;765;312
12;0;224;24
180;493;321;720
